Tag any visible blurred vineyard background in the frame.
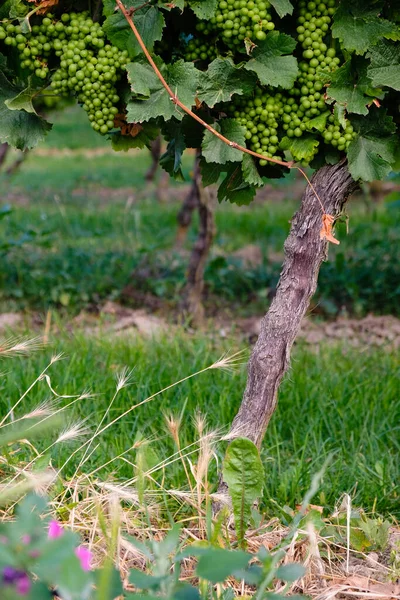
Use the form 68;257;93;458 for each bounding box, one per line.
0;105;399;516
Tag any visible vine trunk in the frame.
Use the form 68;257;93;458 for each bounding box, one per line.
229;161;357;448
183;155;216;326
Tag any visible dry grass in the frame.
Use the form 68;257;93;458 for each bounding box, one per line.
0;340;399;599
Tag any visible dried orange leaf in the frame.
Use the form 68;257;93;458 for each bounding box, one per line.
320;213;340;245
26;0;60;15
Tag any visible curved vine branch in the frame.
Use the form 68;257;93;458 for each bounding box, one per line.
115;0;330;217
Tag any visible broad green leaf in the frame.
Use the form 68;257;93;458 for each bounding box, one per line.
196;548;252;583
323;59;379;115
367;40;400;91
188;0;218;19
347;109;397;181
94;566;124;599
110;122;160;151
129;570;167;589
173;583;201;600
202;119;245;164
103;1;165;58
269;0;294;18
241;154;263;187
244;31;298;88
305;111;330;133
334;104;347;129
0;73;51;150
200;158;225;187
197;58;256;108
27;582;53;600
127;59;200;122
160;118;186;180
280;135;319;163
332;0;397;55
218;164;257;205
276;563;306;583
222;437;264;545
5;81;41;114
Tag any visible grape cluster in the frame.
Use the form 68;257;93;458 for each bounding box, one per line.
210;0;275;50
227;89;284;164
0;21;51;79
50;13;128;134
322;115;355;151
0;12;129;135
183;36;217;66
225;0;355;165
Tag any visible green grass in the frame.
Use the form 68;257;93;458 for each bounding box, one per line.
2;332;399;517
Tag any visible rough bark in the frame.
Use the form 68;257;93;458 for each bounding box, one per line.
175;154;201;247
0;143;9;170
182;158;216;326
229;161;357;448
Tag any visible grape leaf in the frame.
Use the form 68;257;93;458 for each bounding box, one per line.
197;58;256;108
157;0;185;11
269;0;294;18
110;122;159;151
202;119;246;164
188;0;217;20
159;118;186;180
241;154;263;187
5;81;37;113
200;158;225;187
305;111;330;133
127;59;200;122
0;72;51;150
280;135;319;163
367;40;400;91
332;0;397;55
244;31;298;88
347;108;397;181
218;164;257;205
334;104;347;129
323;59;378;115
103;1;165;58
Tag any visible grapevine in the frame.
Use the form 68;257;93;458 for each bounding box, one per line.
0;0;398;205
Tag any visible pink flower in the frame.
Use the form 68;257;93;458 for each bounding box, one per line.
21;535;31;545
16;575;31;596
75;546;92;571
48;520;64;539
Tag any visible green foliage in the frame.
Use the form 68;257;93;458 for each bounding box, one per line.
367;40;400;91
103;0;165;58
243;32;299;89
0;71;52;150
0;0;399;195
0;494;306;599
331;0;397;55
202;119;246;164
197;58;256;108
127;59;200;122
223;438;264;547
347;108;398;181
322;58;380;116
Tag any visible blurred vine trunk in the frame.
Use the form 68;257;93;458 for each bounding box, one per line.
6;150;28;175
0;143;9;169
182;153;216;327
227;161;357;449
145;135;169;202
175;152;201;247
